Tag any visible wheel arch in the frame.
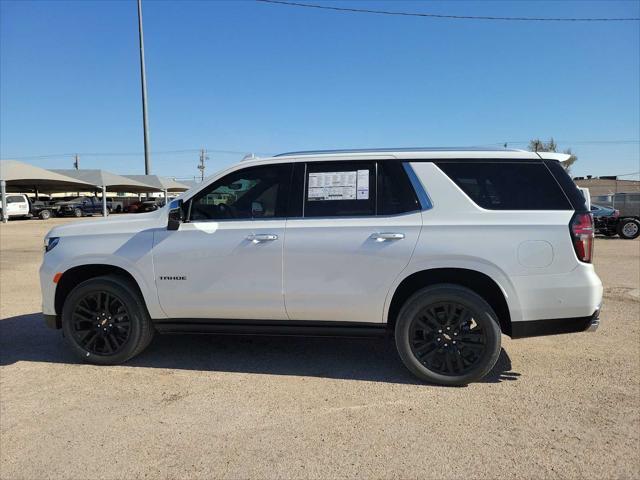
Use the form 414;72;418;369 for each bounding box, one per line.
54;265;145;326
386;268;513;336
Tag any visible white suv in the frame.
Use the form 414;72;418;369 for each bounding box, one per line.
1;194;30;219
40;148;603;385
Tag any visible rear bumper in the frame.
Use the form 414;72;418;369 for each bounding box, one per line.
511;308;600;339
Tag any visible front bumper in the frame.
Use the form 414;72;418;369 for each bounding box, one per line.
511;308;601;339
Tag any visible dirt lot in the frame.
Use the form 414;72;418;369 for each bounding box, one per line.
1;217;639;479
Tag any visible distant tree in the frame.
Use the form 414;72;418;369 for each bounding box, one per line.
528;137;577;172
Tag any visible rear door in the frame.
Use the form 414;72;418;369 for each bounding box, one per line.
283;160;423;323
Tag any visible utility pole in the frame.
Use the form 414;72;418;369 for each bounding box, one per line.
137;0;151;174
198;149;209;182
73;154;79;169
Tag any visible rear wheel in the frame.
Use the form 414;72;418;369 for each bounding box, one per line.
617;219;640;240
61;275;154;364
73;208;83;217
395;284;502;386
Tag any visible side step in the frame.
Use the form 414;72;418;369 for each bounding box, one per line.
153;319;388;338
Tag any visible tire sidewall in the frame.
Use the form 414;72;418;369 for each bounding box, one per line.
73;208;83;217
61;277;147;364
395;284;502;386
617;219;640;239
39;210;51;220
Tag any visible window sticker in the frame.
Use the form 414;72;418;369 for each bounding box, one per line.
356;169;369;200
308;171;360;201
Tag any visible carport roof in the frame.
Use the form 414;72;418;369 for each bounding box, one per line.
52;169;161;193
123;175;190;192
0;160;96;192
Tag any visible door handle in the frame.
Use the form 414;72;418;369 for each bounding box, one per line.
247;233;278;243
370;232;405;241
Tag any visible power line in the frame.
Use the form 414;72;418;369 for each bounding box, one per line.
256;0;640;22
2;148;275;160
485;140;640;147
2;140;638;161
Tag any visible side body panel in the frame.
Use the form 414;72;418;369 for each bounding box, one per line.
283;212;422;323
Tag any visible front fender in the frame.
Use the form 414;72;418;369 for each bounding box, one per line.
44;230;166;319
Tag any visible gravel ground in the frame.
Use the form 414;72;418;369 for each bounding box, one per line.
1;217;639;479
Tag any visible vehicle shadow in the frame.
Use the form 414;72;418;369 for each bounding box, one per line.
0;313;519;385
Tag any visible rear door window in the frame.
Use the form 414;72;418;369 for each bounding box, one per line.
377;161;421;215
304;161;375;217
436;161;572;210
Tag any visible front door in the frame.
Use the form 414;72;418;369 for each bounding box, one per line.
153;163;292;320
283;161;423;323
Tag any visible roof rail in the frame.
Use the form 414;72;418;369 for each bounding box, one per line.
274;146;525;157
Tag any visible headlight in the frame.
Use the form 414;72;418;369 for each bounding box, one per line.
44;237;59;252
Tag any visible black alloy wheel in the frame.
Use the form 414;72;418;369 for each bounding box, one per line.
395;284;502;386
62;275;155;364
409;301;487;377
70;291;132;356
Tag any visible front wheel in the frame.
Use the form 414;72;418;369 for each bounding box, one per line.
617;218;640;240
73;208;83;217
61;275;155;365
39;209;51;220
395;284;502;386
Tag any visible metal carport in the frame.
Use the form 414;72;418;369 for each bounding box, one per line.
0;160;96;223
52;169;161;217
123;175;190;201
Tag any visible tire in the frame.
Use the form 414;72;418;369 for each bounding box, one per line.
61;275;155;365
39;209;51;220
395;284;502;386
73;208;83;217
116;205;122;213
617;218;640;240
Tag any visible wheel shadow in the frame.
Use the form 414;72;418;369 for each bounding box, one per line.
0;313;519;385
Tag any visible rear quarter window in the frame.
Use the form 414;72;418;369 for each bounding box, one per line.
435;161;572;210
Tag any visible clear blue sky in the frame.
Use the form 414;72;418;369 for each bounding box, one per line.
1;0;639;180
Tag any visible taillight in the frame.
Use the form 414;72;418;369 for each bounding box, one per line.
570;212;594;263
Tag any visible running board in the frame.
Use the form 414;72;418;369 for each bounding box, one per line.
153;319;388;338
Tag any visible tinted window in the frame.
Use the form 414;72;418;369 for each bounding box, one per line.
189;164;292;221
377;161;420;215
304;161;375;217
543;159;587;211
436;161;572;210
6;196;25;203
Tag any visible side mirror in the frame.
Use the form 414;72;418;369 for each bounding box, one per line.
167;199;184;231
251;201;264;217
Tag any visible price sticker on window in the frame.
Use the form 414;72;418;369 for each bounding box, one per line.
308;170;369;201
